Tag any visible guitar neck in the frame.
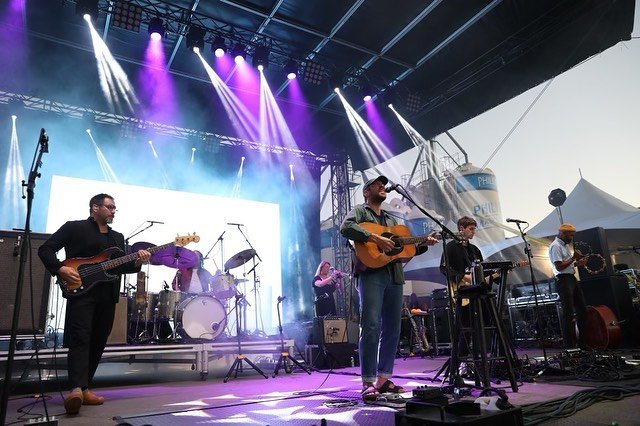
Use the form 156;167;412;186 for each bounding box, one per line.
397;235;434;246
102;242;175;270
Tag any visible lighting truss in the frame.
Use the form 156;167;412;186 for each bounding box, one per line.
0;90;328;165
112;1;143;33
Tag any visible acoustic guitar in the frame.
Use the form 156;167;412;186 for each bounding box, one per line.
353;223;442;269
58;234;199;298
449;260;529;307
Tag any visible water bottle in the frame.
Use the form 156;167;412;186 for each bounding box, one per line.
350;356;355;367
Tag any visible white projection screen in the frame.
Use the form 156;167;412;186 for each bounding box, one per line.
45;175;281;332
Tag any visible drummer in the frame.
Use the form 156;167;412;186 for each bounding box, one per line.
172;250;213;294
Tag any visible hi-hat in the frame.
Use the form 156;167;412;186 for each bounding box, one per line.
151;246;198;269
224;249;256;271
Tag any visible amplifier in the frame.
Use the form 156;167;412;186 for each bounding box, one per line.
508;302;562;341
313;316;348;344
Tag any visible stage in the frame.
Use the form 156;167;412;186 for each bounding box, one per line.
4;348;640;425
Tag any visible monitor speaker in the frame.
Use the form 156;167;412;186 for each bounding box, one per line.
0;231;52;335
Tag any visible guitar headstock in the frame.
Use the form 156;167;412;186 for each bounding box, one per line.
516;260;530;267
175;233;200;247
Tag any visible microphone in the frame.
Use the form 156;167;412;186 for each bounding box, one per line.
506;218;528;224
227;222;243;227
385;184;400;193
211;322;220;331
147;220;164;224
277;295;286;302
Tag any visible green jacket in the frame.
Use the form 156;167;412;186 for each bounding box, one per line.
340;203;428;285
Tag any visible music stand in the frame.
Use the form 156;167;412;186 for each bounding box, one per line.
223;294;268;382
272;296;311;377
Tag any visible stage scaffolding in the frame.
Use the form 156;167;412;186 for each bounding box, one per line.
329;154;355;319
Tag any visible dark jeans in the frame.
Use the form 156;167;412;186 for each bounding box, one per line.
357;267;403;383
64;285;116;389
556;274;587;349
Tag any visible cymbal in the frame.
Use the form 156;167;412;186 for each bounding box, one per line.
150;246;198;269
224;249;256;271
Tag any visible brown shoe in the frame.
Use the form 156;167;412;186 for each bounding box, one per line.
64;391;83;415
82;390;105;405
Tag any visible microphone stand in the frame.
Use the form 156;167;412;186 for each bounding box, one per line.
514;222;553;374
234;225;264;336
123;221;157;293
272;296;311;377
1;129;49;426
204;230;225;272
387;185;462;387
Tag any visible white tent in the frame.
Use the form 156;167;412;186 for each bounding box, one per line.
529;178;640;237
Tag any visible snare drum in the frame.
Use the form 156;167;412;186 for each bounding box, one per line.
157;290;186;318
176;295;227;340
210;273;236;299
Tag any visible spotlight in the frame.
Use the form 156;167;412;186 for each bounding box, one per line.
186;26;205;53
11;115;17;120
86;129;91;134
231;43;246;64
334;87;340;94
257;64;264;72
252;45;269;69
361;82;374;102
76;0;99;22
192;147;196;152
211;35;226;57
112;1;142;32
147;17;165;40
388;103;394;109
284;59;298;80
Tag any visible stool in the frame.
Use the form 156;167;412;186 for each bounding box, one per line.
451;288;518;392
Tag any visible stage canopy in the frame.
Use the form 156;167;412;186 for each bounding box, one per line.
1;0;635;169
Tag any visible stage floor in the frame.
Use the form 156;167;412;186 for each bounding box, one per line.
4;350;640;425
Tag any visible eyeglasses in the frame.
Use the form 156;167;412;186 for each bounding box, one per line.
101;204;118;212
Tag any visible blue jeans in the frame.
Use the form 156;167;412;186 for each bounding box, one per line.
357;267;403;383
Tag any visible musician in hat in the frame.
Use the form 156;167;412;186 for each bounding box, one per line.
341;175;438;402
548;223;588;349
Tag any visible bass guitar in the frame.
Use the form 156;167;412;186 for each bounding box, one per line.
449;260;529;307
58;234;199;298
354;223;444;269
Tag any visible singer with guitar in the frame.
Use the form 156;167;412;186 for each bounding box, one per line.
341;175;438;402
38;194;151;415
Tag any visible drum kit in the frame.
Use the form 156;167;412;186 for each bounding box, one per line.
128;245;257;343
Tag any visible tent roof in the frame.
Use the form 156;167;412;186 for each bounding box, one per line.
530;178;640;237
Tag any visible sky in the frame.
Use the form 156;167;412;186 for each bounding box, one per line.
322;5;640;229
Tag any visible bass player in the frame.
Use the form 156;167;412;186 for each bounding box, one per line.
38;193;151;415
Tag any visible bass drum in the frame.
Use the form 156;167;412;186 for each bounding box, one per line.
176;295;227;340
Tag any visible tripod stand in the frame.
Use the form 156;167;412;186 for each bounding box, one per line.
272;296;311;377
224;294;268;382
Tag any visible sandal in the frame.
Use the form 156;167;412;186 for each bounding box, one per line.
376;379;405;394
361;383;381;403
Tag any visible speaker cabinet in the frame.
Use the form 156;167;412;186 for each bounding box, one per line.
107;294;128;345
313;316;348;344
428;307;451;344
0;231;52;335
581;275;637;347
307;342;358;369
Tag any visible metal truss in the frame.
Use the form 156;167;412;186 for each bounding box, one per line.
329;153;354;318
0;90;328;163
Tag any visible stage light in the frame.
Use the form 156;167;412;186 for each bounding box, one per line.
186;26;205;53
111;1;142;32
284;59;298;80
258;64;264;72
147;17;165;40
11;115;17;121
76;0;98;22
301;60;325;85
361;82;374;102
231;43;246;64
252;45;269;69
388;103;393;109
211;35;226;57
334;87;340;94
405;92;422;113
